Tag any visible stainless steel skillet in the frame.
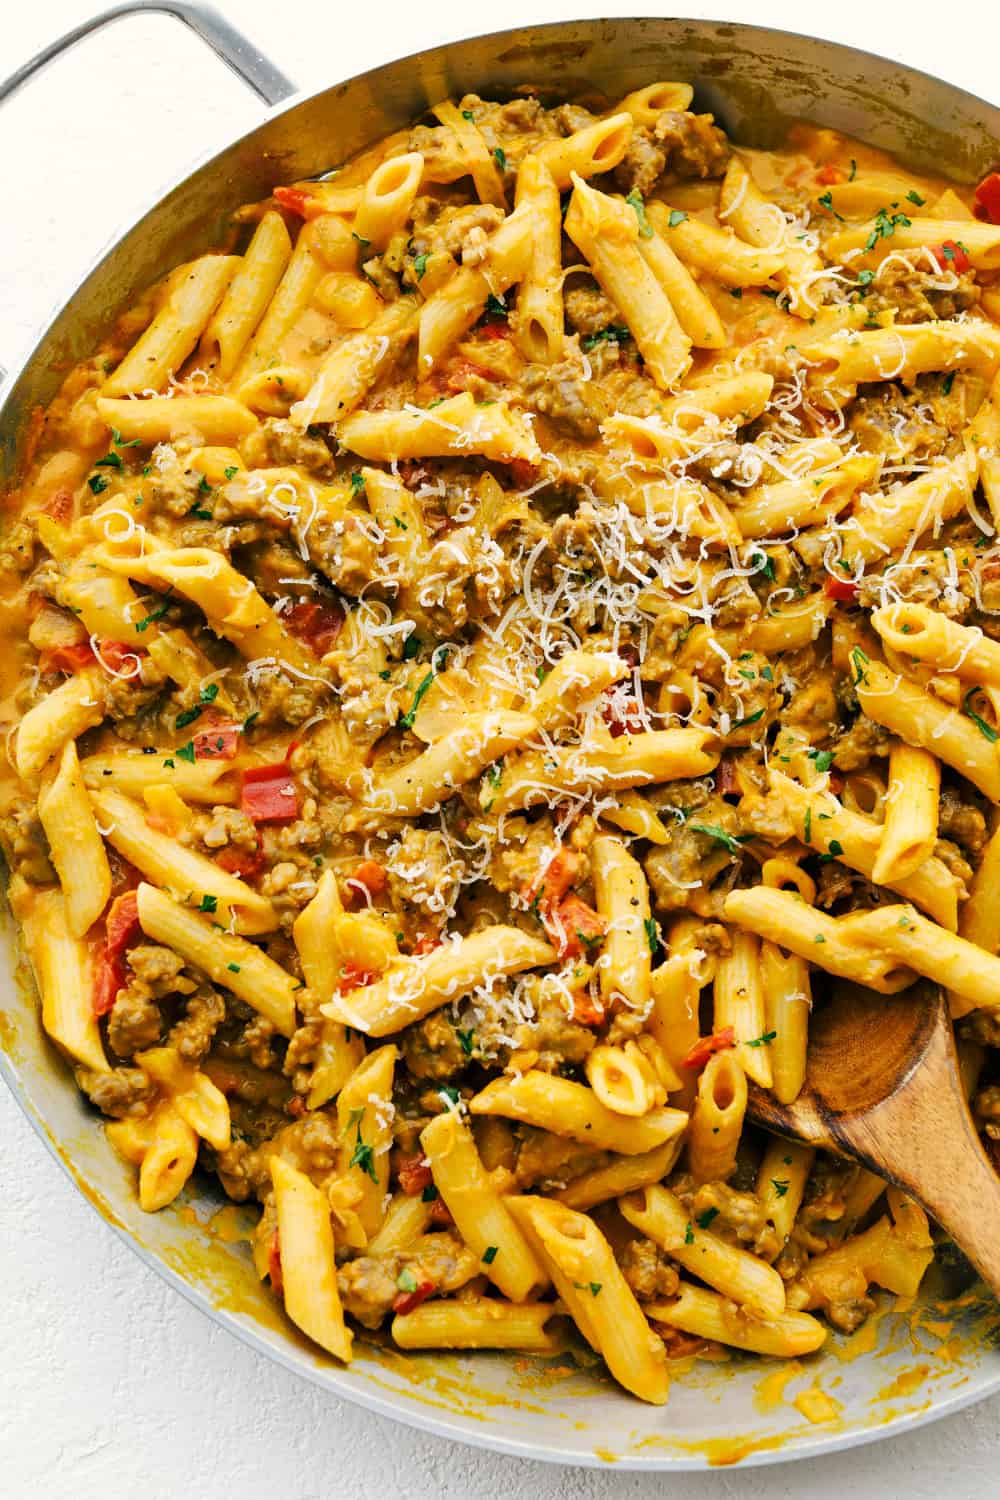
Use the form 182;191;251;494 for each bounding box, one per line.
1;4;999;1469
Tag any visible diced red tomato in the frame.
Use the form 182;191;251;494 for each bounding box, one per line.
93;891;140;1017
392;1278;435;1315
337;962;377;994
509;458;539;489
477;318;510;340
42;487;74;523
273;185;314;219
267;1230;283;1294
397;1154;434;1197
105;890;140;960
930;240;972;274
193;723;240;760
286;1094;307;1119
39;640;96;675
602;686;645;738
350;859;387;899
521;846;580;911
241;763;298;823
823;574;858;603
215;841;266;880
286;600;344;658
568;991;605;1027
427;1196;454;1227
99;640;145;675
974;172;1000;225
682;1026;736;1072
815;164;846;187
543;893;607;961
412;932;442;956
443;357;498;393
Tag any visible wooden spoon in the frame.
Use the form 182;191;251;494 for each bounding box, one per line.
747;979;1000;1294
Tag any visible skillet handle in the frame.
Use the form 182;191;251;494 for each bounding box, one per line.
0;0;296;109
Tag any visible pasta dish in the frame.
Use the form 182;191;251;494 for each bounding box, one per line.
5;79;1000;1404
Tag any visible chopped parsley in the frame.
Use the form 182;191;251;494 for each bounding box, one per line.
943;371;956;396
352;231;371;250
243;711;260;732
350;1135;378;1183
135;595;171;633
224;465;239;480
227;963;241;974
199;895;218;914
485;293;507;319
413;252;429;279
689;823;752;855
94;450;123;470
751;550;775;580
402;633;421;660
808;748;834;773
461;109;475;121
696;1207;720;1230
581;324;630;351
667;208;688;228
438;1084;461;1109
350;472;365;494
457;1027;475;1057
684;1222;695;1245
176;740;196;764
734;707;766;727
771;1178;790;1198
643;916;659;956
493;147;507;172
817;191;845;222
421;1183;439;1202
573;1281;603;1296
482;1245;499;1264
396;1267;418;1293
865;205;911;251
804;806;812;844
906;189;926;205
964;688;998;742
850;646;870;686
174;682;219;730
88;474;110;495
856;268;875;287
626;190;653;238
399;670;435;730
747;1030;777;1048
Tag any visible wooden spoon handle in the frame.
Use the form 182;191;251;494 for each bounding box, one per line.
855;1016;1000;1293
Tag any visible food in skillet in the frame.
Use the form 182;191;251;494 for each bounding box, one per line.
4;79;1000;1402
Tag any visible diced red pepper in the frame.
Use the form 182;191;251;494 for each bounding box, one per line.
974;172;1000;225
273;185;314;219
215;841;266;880
443;356;498;393
93;891;140;1017
397;1154;434;1197
930;240;972;274
816;164;846;187
682;1026;736;1072
823;574;858;603
392;1278;435;1316
267;1230;283;1294
39;640;96;675
241;763;299;823
543;893;607;961
477;318;510;340
286;1094;308;1119
286;600;344;658
348;859;387;900
193;723;240;760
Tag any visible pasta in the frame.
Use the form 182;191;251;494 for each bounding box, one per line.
7;76;1000;1407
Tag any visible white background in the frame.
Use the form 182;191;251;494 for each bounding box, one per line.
2;2;1000;1496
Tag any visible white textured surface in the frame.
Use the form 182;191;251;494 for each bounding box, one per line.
2;3;1000;1496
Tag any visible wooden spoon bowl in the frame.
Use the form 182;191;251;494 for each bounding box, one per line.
747;980;1000;1293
